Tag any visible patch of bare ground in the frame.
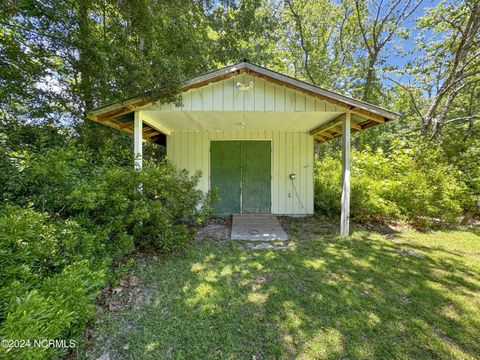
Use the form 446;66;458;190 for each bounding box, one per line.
357;221;404;240
195;217;231;242
98;275;145;313
278;215;338;239
82;269;156;358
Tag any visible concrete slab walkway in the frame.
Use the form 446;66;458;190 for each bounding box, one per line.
231;214;288;241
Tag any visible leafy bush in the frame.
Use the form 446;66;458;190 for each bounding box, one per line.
69;160;214;254
0;206;105;315
0;261;105;360
314;145;467;224
0;134;215;359
4;139;214;254
0;205;107;359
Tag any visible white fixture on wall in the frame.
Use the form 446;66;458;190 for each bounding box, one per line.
236;81;254;91
233;121;246;129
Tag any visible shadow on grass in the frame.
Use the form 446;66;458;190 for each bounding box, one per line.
90;225;480;359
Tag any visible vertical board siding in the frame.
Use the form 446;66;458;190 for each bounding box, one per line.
233;75;244;111
212;82;223;111
161;76;331;215
182;91;192;110
167;130;314;215
277;132;286;214
169;75;345;113
191;89;202;110
223;78;234;111
180;132;188;169
275;86;286;112
254;77;265;111
285;89;296;112
203;84;213;111
292;132;300;214
306;96;315;112
285;132;293;213
244;74;255;111
296;92;306;112
264;82;275;111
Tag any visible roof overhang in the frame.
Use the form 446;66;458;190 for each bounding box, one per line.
87;61;398;144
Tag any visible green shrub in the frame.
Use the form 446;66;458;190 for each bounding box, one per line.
0;261;105;360
6;142;215;257
314;145;467;224
314;156;342;215
0;205;107;359
69;160;214;254
0;133;215;359
0;205;106;317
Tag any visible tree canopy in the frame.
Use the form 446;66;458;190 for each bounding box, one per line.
0;0;478;191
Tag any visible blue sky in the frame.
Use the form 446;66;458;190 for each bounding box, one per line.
381;0;441;87
385;0;438;69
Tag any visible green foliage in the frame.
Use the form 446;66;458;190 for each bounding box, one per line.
315;145;467;224
0;132;215;359
0;205;106;313
0;204;107;359
441;125;480;198
69;160;214;255
0;261;105;360
11;146;91;211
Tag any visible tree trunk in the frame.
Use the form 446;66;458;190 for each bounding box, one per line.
78;0;94;113
362;56;377;102
421;2;479;139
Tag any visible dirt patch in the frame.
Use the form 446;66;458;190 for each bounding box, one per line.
358;221;403;238
195;217;231;242
395;248;425;258
278;216;337;239
98;275;152;314
464;217;480;226
249;273;274;293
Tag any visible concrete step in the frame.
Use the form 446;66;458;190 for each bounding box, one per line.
231;214;288;241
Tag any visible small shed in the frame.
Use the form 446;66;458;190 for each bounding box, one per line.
87;61;397;236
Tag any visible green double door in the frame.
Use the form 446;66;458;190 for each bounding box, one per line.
211;141;271;215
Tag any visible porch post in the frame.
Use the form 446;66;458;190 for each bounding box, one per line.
340;111;351;237
134;110;143;171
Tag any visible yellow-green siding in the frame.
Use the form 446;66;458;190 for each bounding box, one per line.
167;130;314;215
157;73;343;113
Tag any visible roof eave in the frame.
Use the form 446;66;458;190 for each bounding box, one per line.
87;61;398;125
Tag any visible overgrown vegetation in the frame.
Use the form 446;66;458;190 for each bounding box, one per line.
314;143;471;225
0;121;214;359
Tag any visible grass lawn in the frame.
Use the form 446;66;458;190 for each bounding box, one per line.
79;219;480;359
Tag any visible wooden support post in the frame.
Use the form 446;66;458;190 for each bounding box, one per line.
340;110;351;237
134;111;143;171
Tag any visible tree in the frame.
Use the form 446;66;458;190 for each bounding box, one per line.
282;0;358;89
353;0;423;103
202;0;278;67
0;0;74;122
402;0;480;138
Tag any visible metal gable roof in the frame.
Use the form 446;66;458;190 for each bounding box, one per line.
87;60;398;144
180;61;398;120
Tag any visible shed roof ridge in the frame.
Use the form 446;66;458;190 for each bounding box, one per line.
87;60;398;121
